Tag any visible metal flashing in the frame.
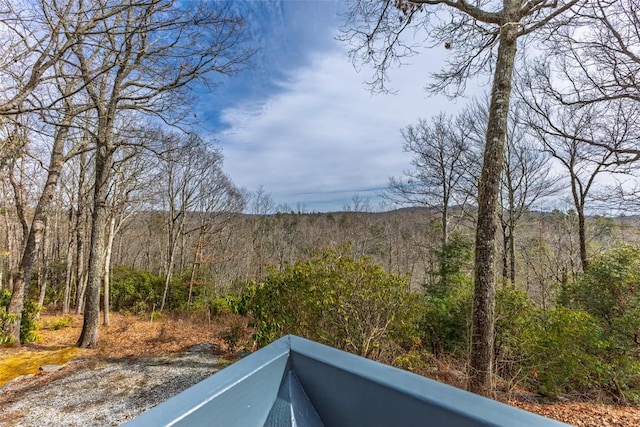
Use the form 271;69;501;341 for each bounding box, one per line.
124;335;570;427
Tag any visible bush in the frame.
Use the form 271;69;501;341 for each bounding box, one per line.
565;245;640;402
492;288;616;399
571;245;640;335
524;307;607;398
109;266;191;313
494;286;537;389
221;319;247;350
208;296;235;317
419;234;474;358
419;285;472;358
110;267;159;313
0;289;40;344
428;234;473;297
242;245;420;359
50;316;74;330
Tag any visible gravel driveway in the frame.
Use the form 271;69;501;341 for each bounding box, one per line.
0;344;226;426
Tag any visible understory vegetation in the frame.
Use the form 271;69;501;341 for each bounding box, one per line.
2;210;640;404
234;243;640;403
0;289;39;344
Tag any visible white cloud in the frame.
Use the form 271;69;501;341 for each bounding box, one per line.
217;41;478;211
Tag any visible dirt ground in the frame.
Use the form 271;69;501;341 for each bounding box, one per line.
1;312;639;426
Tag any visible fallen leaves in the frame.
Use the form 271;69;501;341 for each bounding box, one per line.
502;398;640;426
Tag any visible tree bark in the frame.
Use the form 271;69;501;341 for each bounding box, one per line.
77;143;113;348
103;215;116;327
160;233;180;312
509;222;516;283
3;125;67;344
501;223;509;282
37;224;50;307
62;232;74;314
469;17;518;397
577;206;588;271
75;152;89;314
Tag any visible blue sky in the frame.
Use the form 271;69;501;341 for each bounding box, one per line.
201;0;477;212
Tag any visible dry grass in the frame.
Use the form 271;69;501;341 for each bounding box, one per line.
0;310;252;387
0;347;81;386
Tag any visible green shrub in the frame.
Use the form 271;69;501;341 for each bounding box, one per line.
566;245;640;402
110;266;158;312
572;245;640;335
208;297;233;317
221;319;246;350
419;234;474;358
161;275;190;311
109;266;191;313
0;305;14;345
150;310;164;321
223;294;245;315
493;286;537;389
419;285;472;358
524;307;607;398
0;289;40;344
394;349;435;374
493;287;620;400
429;234;473;297
50;316;74;330
242;245;420;359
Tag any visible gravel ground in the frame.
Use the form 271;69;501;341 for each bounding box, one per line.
0;344;226;426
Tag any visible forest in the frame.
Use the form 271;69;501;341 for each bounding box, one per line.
1;0;640;405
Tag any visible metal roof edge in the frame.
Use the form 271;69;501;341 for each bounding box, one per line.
122;336;292;427
286;335;569;427
124;335;571;427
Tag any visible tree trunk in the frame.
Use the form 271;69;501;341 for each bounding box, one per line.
501;223;509;282
74;236;87;313
509;222;516;283
1;195;16;293
75;152;89;314
103;215;116;327
160;211;185;312
77;144;113;348
188;237;203;305
37;222;50;307
2;126;67;344
469;18;518;397
62;234;74;314
160;240;178;312
577;206;588;271
8;161;29;253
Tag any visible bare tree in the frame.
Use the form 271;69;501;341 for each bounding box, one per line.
526;0;640;237
528;0;640;162
536;0;640;107
0;0;83;116
156;132;222;312
184;149;244;305
519;74;639;271
247;186;276;278
341;0;581;395
1;51;88;343
388;113;473;247
64;0;252;348
71;148;92;315
343;193;373;213
500;132;560;284
465;97;561;284
102;137;156;326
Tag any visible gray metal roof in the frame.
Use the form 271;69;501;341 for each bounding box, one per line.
124;335;570;427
